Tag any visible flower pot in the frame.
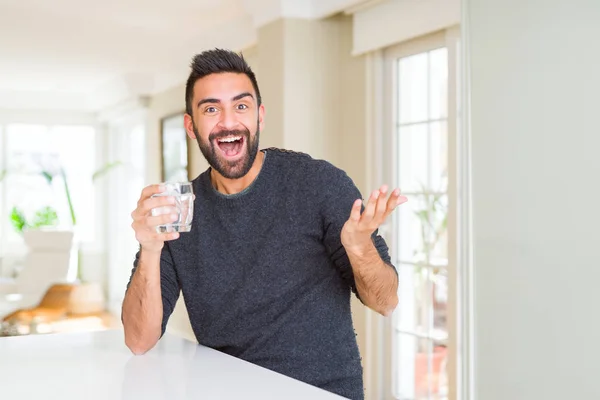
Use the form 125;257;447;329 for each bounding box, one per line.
16;229;75;298
23;229;73;251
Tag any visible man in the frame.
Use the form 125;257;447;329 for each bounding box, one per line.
122;48;407;400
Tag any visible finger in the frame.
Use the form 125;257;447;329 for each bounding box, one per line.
348;199;362;222
152;231;179;242
133;215;180;236
132;213;175;234
138;184;166;205
148;204;178;219
385;188;401;213
146;213;179;229
362;190;380;222
132;198;174;221
164;232;180;241
134;227;179;244
154;230;181;241
137;196;176;217
374;185;389;222
383;189;408;218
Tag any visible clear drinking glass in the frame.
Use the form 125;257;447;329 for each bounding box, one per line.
151;182;194;233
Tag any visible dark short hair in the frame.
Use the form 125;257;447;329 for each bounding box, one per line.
185;48;262;116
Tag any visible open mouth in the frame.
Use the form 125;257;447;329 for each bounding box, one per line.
216;135;245;158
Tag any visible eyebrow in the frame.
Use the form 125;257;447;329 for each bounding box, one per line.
197;92;254;108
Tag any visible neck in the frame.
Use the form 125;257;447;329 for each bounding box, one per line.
210;151;265;195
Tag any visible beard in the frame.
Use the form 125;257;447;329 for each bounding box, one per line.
193;120;260;180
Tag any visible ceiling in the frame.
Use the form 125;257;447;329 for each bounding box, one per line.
0;0;365;112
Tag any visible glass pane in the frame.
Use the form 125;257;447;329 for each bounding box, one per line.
429;48;448;120
397;195;427;264
429;194;448;265
419;342;448;400
51;126;96;242
395;264;431;336
6;125;55;244
398;123;428;193
398;194;447;265
432;269;448;338
5;166;55;244
161;113;188;182
428;271;449;400
430;121;448;193
395;334;445;400
394;332;421;399
109;123;147;301
398;53;428;124
5;124;96;243
395;46;450;400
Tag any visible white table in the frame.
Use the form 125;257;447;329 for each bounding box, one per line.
0;329;346;399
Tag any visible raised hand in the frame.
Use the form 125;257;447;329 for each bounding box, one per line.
130;184;180;253
341;185;408;253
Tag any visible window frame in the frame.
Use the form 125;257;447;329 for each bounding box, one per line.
365;28;462;400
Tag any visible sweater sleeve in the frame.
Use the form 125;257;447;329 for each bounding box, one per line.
126;244;181;337
318;162;396;301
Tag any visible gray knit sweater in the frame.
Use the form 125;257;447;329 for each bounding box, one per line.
130;148;394;400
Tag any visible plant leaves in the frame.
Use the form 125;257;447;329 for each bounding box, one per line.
40;171;54;184
92;161;123;182
9;207;28;234
31;206;59;228
60;168;77;226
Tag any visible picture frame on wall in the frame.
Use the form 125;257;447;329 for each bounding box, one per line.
160;112;190;182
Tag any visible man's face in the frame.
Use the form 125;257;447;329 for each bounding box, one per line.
184;72;264;180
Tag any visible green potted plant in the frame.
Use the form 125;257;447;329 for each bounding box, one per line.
10;206;59;234
38;161;123;281
1;161;122;281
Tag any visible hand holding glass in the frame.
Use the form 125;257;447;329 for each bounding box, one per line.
151;182;194;233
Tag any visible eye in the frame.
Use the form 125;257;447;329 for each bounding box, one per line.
205;106;217;114
237;104;248;110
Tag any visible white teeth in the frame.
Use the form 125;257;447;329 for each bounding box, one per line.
217;136;242;143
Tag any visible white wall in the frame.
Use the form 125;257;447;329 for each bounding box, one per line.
468;1;600;399
351;0;460;55
255;16;366;171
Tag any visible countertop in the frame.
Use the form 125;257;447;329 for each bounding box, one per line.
0;328;346;399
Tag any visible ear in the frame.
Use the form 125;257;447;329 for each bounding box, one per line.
184;113;197;140
258;104;265;132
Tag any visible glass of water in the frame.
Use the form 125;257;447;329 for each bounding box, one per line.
151;182;194;233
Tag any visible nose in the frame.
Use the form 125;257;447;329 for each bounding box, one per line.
216;107;239;131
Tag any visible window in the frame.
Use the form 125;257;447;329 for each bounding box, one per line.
0;114;147;295
105;118;147;310
0;123;97;267
383;30;459;400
